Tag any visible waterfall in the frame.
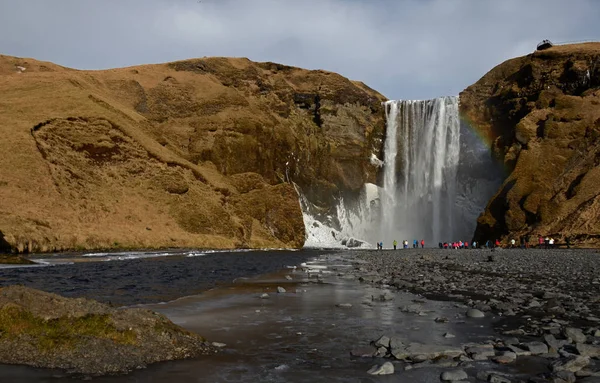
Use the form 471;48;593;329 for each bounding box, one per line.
382;97;461;245
299;95;502;249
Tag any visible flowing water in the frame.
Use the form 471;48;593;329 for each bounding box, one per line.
384;97;461;244
301;97;502;249
0;250;539;383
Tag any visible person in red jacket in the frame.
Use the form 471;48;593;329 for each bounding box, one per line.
495;239;501;248
420;239;425;248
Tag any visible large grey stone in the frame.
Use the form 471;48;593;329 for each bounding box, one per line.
524;341;549;355
466;308;485;318
576;343;600;358
367;361;394;375
551;355;590;372
440;369;468;381
373;335;390;349
390;342;464;361
564;327;587;343
466;346;495;360
493;351;517;364
544;334;561;352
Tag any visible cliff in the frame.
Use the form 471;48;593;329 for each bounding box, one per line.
0;55;386;253
460;43;600;246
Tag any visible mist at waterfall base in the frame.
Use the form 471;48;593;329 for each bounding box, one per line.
301;96;503;249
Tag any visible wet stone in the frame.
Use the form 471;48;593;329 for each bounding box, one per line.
524;341;549;355
564;327;587;343
493;351;517;364
373;335;391;349
440;369;468;381
575;343;600;358
551;355;590;372
367;361;394;375
466;308;484;318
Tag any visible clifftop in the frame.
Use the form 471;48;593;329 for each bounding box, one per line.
460;43;600;245
0;54;386;253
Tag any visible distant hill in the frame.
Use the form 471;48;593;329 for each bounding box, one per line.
0;55;385;253
461;43;600;246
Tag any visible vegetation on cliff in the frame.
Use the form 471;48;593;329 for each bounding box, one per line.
0;286;214;375
0;55;385;253
460;43;600;246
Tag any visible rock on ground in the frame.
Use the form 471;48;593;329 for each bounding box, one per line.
440;369;468;381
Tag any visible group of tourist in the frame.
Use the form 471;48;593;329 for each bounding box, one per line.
375;235;571;250
376;239;425;250
439;240;477;249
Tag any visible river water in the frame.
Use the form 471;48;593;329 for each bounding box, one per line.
0;250;536;382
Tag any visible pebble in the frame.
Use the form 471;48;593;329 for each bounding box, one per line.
277;286;286;293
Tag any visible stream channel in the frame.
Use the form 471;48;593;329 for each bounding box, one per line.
0;250;534;382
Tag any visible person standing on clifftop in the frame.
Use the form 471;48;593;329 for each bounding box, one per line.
393;240;397;250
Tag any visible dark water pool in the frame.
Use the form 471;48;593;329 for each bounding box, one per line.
0;249;322;306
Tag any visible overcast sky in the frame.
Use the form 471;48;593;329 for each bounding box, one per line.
0;0;598;100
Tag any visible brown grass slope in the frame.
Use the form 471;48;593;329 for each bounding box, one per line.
0;55;386;253
460;43;600;246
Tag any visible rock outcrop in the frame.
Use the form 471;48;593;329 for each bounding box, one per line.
0;285;215;375
0;54;385;252
460;43;600;246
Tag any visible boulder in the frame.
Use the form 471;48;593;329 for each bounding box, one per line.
367;361;394;375
440;369;468;381
466;308;485;318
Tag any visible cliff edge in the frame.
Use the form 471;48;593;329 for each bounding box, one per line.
0;55;385;253
460;43;600;246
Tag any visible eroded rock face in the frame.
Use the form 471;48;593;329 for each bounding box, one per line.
0;286;215;375
0;55;386;252
460;43;600;245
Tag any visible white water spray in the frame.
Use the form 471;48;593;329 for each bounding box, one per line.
382;97;461;244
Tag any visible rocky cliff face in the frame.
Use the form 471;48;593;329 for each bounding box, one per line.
460;43;600;246
0;55;385;253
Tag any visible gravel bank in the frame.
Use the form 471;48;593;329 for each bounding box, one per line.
346;248;600;381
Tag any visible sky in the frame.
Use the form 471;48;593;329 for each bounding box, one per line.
0;0;598;100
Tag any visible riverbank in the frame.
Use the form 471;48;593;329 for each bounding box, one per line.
0;255;34;265
349;248;600;380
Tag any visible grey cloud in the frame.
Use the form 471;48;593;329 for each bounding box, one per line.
0;0;598;99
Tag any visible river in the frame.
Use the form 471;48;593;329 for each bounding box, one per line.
0;250;535;382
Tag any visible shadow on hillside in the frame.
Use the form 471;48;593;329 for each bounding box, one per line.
0;230;12;254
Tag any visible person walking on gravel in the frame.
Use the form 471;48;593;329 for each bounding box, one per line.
420;239;425;249
393;240;397;250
